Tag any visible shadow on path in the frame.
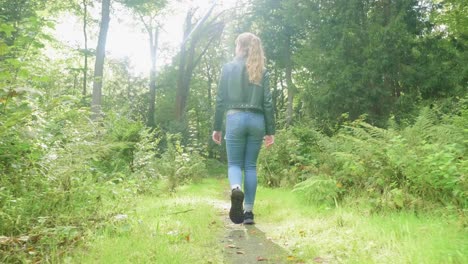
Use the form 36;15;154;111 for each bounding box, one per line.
213;182;291;263
222;223;290;263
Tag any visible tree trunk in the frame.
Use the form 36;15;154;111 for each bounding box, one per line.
147;27;159;128
82;0;88;97
379;0;392;118
175;10;193;120
181;37;197;112
284;33;296;127
206;63;213;109
272;67;278;119
280;76;285;110
73;73;78;90
286;70;294;126
205;59;214;158
175;8;223;121
91;0;111;119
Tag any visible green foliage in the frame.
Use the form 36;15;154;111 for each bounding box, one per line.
335;107;466;209
246;0;467;129
432;0;468;39
131;127;161;192
258;125;325;187
0;91;42;176
260;104;467;210
120;0;168;16
293;175;341;206
93;113;146;175
0;90;164;261
156;134;208;192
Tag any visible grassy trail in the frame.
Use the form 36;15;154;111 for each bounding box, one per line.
69;177;467;264
70;178;228;263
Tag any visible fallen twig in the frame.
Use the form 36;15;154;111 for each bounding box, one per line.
169;209;194;215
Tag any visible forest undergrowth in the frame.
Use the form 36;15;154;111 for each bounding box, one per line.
1;99;466;263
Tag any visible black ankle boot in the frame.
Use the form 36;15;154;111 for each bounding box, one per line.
243;211;255;225
229;188;244;224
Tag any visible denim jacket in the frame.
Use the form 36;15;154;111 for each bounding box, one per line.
213;57;275;135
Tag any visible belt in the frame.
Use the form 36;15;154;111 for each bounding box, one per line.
226;108;260;115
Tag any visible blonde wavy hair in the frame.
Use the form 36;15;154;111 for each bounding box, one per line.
235;32;265;85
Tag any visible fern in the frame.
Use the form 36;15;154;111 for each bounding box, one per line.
404;107;435;145
293;175;341;206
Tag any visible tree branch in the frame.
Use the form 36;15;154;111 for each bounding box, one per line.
137;11;152;35
192;35;217;69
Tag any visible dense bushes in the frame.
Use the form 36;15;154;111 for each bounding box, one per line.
259;103;467;210
0;88;217;261
156;133;207;192
0;93;169;261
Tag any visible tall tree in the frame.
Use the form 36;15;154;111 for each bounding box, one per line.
121;0;167;127
425;0;468;99
193;44;224;158
283;28;296;126
82;0;89;96
249;0;302;126
91;0;111;118
285;0;428;128
146;26;159;128
54;0;94;97
174;7;224;121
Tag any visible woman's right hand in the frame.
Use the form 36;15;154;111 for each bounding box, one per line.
264;135;275;148
212;131;222;145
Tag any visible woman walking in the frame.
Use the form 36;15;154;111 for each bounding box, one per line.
212;32;275;225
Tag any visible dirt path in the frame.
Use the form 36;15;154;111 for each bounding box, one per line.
222;223;290;263
216;193;290;263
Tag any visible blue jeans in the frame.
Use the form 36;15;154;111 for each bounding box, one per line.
225;110;265;212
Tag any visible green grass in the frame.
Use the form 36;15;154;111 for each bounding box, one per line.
69;179;226;264
68;177;466;264
255;186;467;264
